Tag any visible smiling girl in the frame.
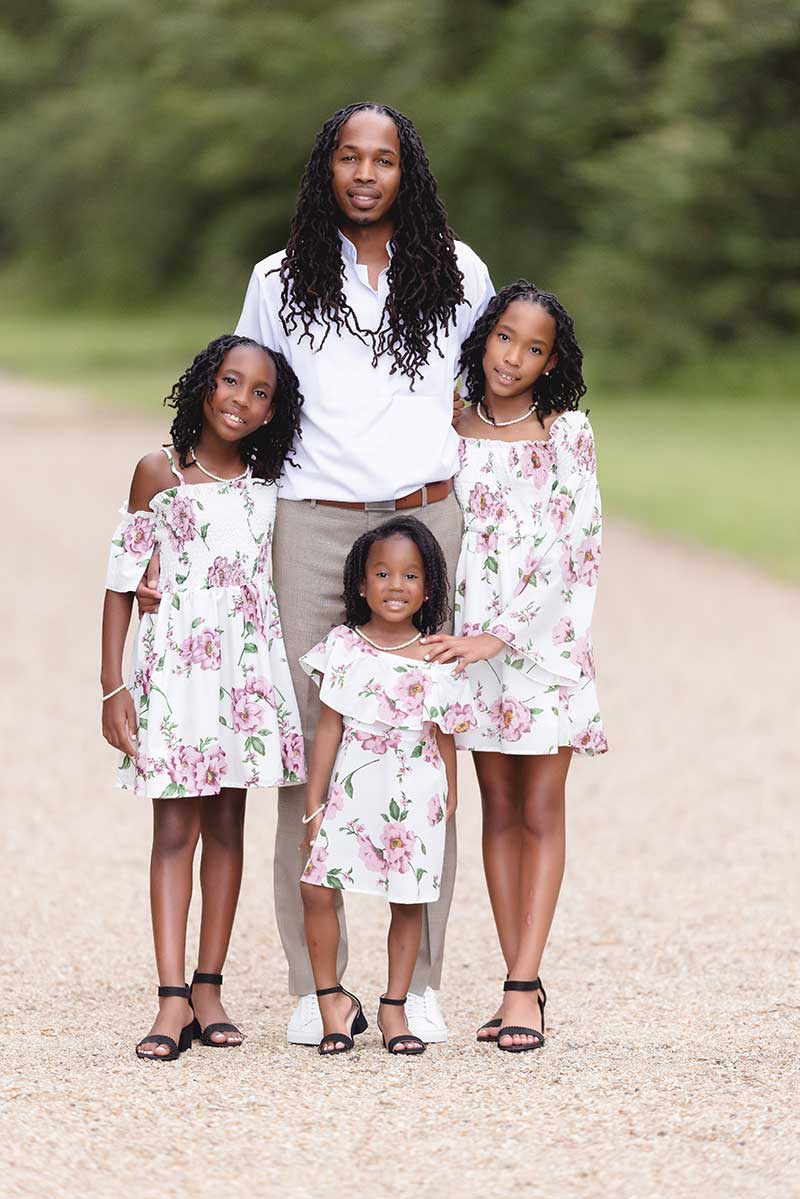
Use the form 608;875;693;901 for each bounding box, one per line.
101;334;306;1061
422;281;607;1054
298;517;476;1056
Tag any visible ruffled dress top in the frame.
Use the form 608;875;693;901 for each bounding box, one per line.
299;625;477;903
453;411;607;756
105;448;306;797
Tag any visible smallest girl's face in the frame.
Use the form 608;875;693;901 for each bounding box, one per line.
205;344;276;442
362;534;425;625
482;299;557;402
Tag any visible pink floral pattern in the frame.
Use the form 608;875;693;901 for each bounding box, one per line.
299;626;476;902
106;465;306;796
453;412;607;756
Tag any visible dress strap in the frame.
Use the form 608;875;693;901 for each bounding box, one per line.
161;445;185;483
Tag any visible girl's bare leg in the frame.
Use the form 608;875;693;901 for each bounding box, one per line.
473;752;523;1037
380;902;424;1052
191;788;247;1044
499;747;571;1049
139;796;201;1055
301;881;353;1051
474;752;525;965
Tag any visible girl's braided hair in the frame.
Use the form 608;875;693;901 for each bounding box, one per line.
342;516;450;636
165;334;303;481
460;280;586;418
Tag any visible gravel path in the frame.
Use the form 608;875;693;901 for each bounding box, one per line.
2;380;798;1198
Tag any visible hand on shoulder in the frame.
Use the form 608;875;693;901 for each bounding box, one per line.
453;401;480;438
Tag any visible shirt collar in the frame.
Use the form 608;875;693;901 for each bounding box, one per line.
338;229;394;262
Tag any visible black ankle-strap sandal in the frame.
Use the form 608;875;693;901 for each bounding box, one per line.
316;985;368;1055
377;995;426;1056
189;971;243;1047
476;1017;502;1042
476;972;508;1042
135;984;194;1062
496;978;547;1053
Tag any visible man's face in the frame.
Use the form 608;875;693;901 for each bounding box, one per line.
331;109;402;227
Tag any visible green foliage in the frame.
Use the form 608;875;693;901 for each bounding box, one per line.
0;0;798;377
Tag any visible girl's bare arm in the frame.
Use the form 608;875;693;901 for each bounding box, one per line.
100;453;170;757
301;700;344;855
436;728;458;820
101;590;138;756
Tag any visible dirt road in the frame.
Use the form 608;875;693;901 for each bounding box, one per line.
2;380;798;1198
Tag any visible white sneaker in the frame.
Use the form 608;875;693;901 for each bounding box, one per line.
405;987;448;1044
287;993;323;1045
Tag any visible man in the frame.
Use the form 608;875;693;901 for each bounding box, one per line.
142;101;493;1044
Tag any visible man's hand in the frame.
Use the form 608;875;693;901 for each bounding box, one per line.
102;689;138;758
420;632;505;674
452;387;465;426
136;552;162;616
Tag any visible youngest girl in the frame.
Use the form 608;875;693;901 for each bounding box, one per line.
101;334;306;1061
299;516;476;1056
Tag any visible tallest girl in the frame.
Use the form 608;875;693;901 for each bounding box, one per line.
234;103;493;1043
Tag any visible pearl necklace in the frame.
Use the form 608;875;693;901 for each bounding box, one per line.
191;455;250;483
356;627;423;652
477;400;537;428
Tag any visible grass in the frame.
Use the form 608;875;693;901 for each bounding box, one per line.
593;396;798;580
0;307;230;412
1;307;797;582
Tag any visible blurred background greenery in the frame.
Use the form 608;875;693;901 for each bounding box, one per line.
1;0;798;577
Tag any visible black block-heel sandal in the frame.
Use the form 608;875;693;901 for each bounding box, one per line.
316;985;368;1055
189;971;243;1047
377;995;426;1056
496;978;547;1053
135;984;194;1062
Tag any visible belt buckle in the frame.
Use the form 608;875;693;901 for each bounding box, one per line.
364;499;397;512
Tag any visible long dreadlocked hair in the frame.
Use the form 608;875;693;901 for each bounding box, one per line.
342;516;450;637
277;102;465;383
165;334;303;481
460;280;587;419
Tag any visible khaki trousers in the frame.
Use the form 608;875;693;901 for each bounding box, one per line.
271;492;463;996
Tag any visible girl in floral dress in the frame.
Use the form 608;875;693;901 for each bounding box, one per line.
101;334;306;1061
299;517;476;1056
422;281;607;1054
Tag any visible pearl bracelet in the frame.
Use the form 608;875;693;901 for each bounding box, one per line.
102;683;127;702
301;802;327;825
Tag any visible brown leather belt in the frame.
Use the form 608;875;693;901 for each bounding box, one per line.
311;478;453;512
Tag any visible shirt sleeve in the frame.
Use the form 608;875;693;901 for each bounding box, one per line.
299;628;337;686
456;245;495;348
234;264;284;351
487;420;602;686
106;505;157;593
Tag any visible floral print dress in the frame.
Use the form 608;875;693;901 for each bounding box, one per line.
105;448;306;797
453;411;607;756
300;626;477;903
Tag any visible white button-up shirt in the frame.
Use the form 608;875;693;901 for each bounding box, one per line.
235;233;493;502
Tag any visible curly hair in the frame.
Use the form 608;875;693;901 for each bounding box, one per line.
165;334;303;481
342;516;450;637
459;280;587;418
277;102;465;383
